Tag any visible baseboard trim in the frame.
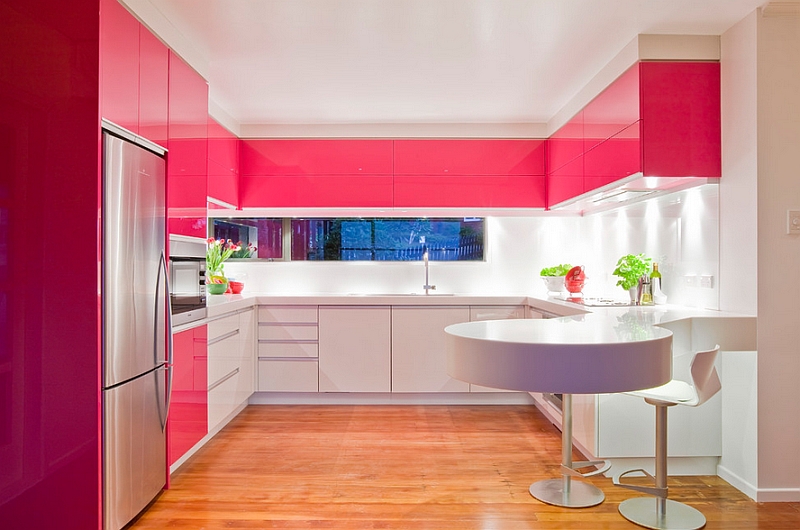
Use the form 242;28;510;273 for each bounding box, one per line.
717;465;800;502
717;464;758;500
248;391;536;406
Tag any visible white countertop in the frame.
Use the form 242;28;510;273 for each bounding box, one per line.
182;292;755;351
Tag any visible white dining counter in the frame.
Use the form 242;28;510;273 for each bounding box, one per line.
444;315;673;395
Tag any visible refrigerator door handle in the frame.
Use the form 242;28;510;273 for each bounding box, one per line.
154;251;174;431
163;251;174;425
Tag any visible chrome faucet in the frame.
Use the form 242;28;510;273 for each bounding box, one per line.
422;247;436;294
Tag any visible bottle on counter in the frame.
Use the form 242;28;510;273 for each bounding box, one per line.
650;263;662;292
638;275;654;305
651;263;666;305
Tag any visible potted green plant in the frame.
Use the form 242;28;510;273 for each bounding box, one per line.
540;263;573;294
613;253;652;301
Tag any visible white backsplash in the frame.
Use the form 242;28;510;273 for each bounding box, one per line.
223;184;719;309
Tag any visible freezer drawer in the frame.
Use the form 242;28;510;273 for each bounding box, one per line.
103;367;168;530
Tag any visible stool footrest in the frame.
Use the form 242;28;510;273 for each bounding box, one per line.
561;459;612;478
613;468;668;498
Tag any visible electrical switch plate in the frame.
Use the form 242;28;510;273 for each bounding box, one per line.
787;210;800;234
700;275;714;289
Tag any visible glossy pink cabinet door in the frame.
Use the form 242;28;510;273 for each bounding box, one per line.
138;25;169;148
168;51;208;237
207;119;239;208
394;139;545;175
547;157;584;207
240;139;393;176
0;0;101;528
640;61;721;178
240;175;394;208
583;121;641;193
394;176;546;208
100;0;140;133
169;326;208;467
583;64;640;152
547;111;583;175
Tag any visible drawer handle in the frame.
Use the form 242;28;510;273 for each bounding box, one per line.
208;328;239;346
208;367;240;391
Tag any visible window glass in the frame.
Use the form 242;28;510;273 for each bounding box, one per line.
211;218;282;259
291;218;484;261
210;217;484;261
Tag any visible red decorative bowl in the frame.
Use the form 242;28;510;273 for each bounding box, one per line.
229;280;244;294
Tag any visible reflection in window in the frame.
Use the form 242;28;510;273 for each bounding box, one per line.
211;218;282;259
211;217;485;261
293;218;484;261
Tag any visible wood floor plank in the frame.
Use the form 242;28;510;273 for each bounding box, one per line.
129;405;800;529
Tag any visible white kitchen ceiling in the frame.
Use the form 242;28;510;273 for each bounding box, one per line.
127;0;764;131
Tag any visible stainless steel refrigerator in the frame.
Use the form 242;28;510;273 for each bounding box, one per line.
101;120;172;530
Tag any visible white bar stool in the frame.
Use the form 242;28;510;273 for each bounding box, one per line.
614;345;721;530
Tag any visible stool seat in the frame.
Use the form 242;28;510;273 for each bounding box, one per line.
628;379;696;406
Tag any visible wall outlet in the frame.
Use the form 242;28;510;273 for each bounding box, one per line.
699;275;714;289
684;274;698;287
788;210;800;234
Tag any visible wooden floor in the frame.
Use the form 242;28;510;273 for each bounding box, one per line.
130;405;800;529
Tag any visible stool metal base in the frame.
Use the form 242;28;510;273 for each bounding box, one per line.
618;497;706;530
529;478;605;508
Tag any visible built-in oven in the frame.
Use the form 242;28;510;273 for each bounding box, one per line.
169;235;207;326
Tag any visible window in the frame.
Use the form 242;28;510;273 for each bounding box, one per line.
210;217;485;261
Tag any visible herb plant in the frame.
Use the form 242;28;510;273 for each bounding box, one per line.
612;253;652;290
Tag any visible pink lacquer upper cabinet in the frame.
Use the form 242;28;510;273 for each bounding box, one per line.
207;119;239;209
583;121;641;193
393;176;546;208
241;174;394;208
100;0;140;133
639;61;721;178
239;139;393;176
393;140;545;176
547;111;584;175
138;26;169;148
168;51;208;237
582;64;640;153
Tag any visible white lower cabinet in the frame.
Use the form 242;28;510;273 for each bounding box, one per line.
391;306;471;392
468;305;526;392
318;306;391;392
257;305;319;392
207;308;255;433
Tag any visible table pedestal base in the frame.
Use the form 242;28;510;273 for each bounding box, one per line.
529;478;605;508
529;393;607;508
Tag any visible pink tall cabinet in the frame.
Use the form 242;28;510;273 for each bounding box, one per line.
1;0;103;528
0;0;208;527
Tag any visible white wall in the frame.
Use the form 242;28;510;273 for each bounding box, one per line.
224;185;719;308
754;6;800;501
718;10;760;499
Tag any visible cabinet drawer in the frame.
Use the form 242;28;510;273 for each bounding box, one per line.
258;341;318;358
258;306;318;323
469;306;525;322
207;367;241;431
208;352;241;389
208;313;239;341
257;359;318;392
258;323;318;341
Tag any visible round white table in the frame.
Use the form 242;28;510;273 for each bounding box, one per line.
445;315;673;508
